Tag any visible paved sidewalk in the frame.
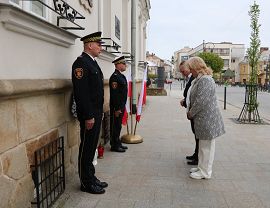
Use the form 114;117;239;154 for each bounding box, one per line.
56;88;270;208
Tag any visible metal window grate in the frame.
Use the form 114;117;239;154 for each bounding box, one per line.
31;136;65;208
21;0;85;30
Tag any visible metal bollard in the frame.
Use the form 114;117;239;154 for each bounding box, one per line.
224;86;227;110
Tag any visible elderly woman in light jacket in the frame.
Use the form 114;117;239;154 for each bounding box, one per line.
186;57;225;179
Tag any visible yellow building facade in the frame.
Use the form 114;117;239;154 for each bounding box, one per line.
239;60;268;85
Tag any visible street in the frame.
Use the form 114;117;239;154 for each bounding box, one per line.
56;81;270;208
165;81;270;122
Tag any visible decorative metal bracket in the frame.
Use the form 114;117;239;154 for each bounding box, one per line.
138;60;147;67
122;52;133;62
101;38;121;53
21;0;85;30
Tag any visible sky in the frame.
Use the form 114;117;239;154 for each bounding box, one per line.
146;0;270;61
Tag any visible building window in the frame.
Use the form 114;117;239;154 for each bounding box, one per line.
115;15;120;40
181;56;188;61
10;0;20;4
9;0;47;18
218;48;230;55
31;0;46;17
224;59;229;67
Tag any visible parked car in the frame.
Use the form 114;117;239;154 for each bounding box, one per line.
165;78;172;84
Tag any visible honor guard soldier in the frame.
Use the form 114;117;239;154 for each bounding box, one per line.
72;31;108;194
109;56;129;152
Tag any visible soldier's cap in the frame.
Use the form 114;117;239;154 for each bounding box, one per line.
112;56;126;65
80;31;105;44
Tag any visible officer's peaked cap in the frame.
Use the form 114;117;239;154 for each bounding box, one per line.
80;31;105;44
112;56;126;65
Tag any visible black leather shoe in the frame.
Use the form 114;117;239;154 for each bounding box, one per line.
186;154;195;160
111;147;126;152
95;178;108;188
120;144;128;150
80;184;105;194
187;160;198;165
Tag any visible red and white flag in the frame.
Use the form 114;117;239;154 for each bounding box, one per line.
122;67;132;125
136;67;147;122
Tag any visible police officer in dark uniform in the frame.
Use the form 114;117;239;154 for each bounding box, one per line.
72;31;108;194
109;56;128;152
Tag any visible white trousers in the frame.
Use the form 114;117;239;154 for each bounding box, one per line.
198;139;215;178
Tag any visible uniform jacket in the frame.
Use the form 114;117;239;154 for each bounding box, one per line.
109;70;127;111
72;52;104;120
189;75;225;140
183;74;195;108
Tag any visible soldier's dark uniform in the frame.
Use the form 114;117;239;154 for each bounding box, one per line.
72;32;106;194
109;57;128;151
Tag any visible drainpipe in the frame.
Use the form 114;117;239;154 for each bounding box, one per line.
121;0;143;143
98;0;101;31
131;0;137;115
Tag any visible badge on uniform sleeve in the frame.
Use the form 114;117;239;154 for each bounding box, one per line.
74;68;83;79
112;82;118;89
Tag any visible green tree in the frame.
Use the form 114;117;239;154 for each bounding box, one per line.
247;2;261;85
238;1;261;123
247;1;260;113
198;52;224;73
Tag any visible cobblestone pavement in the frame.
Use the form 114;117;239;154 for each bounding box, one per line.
55;87;270;208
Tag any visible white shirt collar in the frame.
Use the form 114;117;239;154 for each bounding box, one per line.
84;52;96;61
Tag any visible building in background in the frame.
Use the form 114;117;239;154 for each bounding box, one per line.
163;59;173;79
239;47;270;85
173;42;245;82
0;0;150;207
173;47;192;79
146;52;172;79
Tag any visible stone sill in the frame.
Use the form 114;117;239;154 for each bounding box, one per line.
0;3;80;48
0;79;111;99
0;79;72;99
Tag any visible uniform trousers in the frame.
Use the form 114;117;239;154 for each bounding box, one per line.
198;139;215;178
78;111;102;187
110;109;124;148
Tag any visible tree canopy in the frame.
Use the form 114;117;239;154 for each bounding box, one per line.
198;52;224;73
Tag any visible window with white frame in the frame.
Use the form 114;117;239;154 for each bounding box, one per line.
224;59;229;67
10;0;20;4
31;0;46;17
9;0;47;19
